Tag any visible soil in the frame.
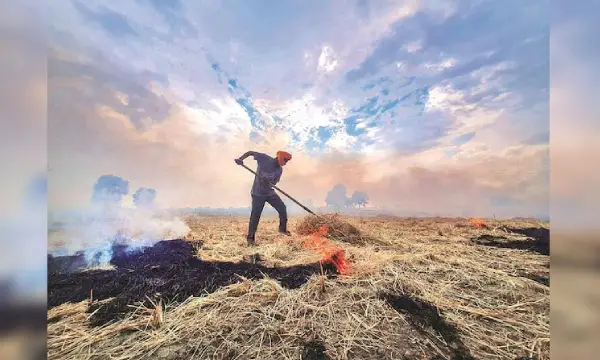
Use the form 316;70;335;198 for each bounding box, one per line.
522;273;550;286
471;226;550;256
301;340;331;360
504;227;549;245
380;292;475;360
48;239;339;326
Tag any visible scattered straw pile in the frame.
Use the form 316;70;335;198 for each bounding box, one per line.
296;214;360;237
296;214;382;245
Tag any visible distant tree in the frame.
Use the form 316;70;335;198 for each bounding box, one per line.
133;188;157;208
351;191;369;208
91;175;129;204
345;197;354;208
325;184;350;211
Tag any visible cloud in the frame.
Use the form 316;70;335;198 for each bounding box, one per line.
524;131;549;146
45;0;549;220
72;1;139;38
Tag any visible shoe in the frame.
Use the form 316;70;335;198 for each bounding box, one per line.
279;230;292;236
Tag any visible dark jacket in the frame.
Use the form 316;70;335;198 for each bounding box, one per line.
250;152;282;197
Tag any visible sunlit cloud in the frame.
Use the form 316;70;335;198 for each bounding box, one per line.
45;0;549;219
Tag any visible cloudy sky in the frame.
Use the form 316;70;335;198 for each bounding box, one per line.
42;0;551;217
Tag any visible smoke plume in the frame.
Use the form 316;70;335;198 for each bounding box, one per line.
49;175;191;268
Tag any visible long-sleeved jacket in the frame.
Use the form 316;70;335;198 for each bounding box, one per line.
244;152;282;197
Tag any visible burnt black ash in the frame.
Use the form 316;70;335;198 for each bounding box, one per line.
48;239;338;326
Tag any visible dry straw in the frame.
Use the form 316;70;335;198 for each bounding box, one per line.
296;213;388;246
48;216;549;360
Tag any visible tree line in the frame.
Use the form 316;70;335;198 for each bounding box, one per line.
324;184;369;210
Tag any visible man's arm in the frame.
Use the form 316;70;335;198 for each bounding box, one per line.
237;151;258;161
235;151;262;165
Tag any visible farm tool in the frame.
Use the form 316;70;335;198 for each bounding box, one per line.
238;163;316;215
237;163;354;240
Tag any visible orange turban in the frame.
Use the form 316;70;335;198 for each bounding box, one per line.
276;151;292;166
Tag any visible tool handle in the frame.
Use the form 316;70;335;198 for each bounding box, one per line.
239;162;316;215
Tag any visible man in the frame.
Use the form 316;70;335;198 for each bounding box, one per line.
235;150;293;245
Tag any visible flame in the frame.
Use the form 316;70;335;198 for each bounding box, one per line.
304;225;352;275
469;218;486;228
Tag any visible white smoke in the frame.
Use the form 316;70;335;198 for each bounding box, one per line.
50;206;191;267
49;175;191;267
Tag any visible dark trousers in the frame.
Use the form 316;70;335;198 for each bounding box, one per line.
247;193;287;240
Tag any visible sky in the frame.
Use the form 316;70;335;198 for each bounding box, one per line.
39;0;552;218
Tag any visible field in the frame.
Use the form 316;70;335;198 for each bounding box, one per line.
47;215;550;360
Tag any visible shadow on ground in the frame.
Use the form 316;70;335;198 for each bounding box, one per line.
48;240;338;326
379;292;475;360
301;339;331;360
522;273;550;286
471;226;550;256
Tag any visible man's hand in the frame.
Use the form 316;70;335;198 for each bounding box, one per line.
234;158;243;165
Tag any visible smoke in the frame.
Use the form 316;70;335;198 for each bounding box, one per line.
49;175;191;268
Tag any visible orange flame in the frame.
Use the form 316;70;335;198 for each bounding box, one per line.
469;218;486;228
304;225;352;275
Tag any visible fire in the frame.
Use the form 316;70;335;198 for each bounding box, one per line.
304;225;352;275
470;218;486;228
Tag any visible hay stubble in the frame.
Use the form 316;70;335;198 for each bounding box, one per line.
48;215;549;360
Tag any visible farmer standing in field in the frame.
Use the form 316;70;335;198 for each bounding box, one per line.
235;150;293;245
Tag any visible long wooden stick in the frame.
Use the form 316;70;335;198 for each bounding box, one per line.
239;163;316;215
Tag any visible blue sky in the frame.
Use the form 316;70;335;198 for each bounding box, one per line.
45;0;550;217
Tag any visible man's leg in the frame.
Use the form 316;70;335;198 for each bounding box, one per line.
247;196;266;244
266;193;290;235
